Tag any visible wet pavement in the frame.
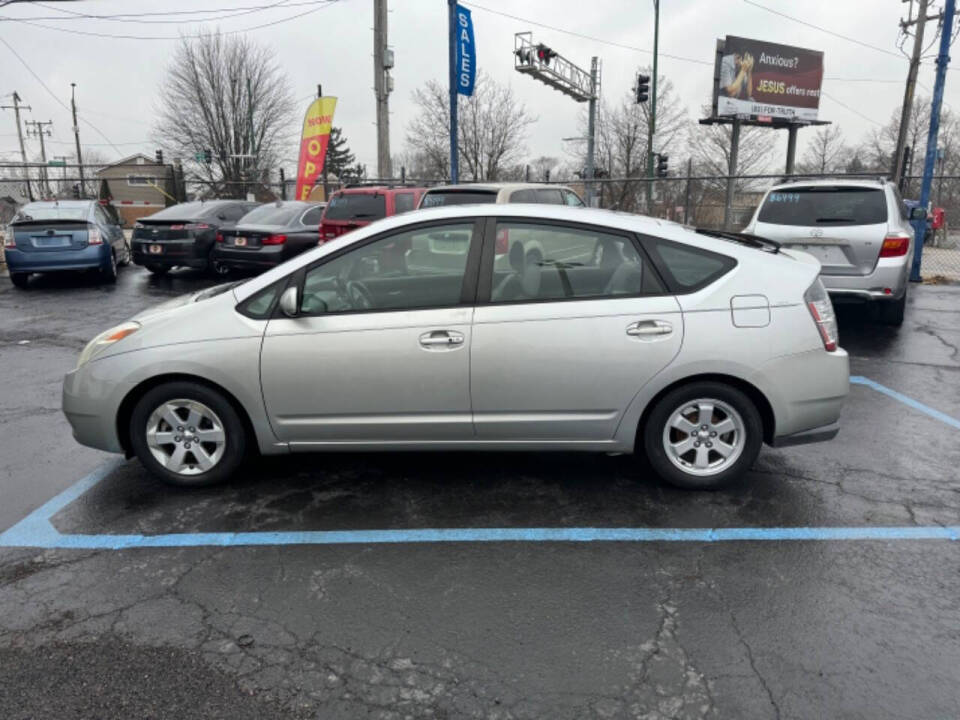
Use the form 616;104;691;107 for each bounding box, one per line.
1;266;959;719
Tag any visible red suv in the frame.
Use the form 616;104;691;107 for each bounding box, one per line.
319;185;425;243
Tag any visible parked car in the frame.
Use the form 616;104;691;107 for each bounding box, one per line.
743;179;925;326
213;201;326;274
417;182;585;209
64;204;848;491
3;199;130;288
419;183;586;270
319;185;424;243
131;200;259;276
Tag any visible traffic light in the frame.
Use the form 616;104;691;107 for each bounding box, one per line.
635;73;650;103
155;149;164;165
656;153;668;178
514;46;534;64
72;183;80;199
536;44;556;65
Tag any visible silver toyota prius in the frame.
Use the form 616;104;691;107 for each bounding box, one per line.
63;204;849;490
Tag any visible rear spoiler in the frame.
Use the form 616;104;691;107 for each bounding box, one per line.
695;228;781;254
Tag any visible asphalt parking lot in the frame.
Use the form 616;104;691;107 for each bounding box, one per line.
1;266;959;719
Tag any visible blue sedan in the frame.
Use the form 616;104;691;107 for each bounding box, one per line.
3;200;131;288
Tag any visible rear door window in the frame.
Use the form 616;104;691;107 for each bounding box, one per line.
394;192;415;214
757;187;887;226
509;189;537;203
562;190;585;206
301;206;325;226
325;193;387;220
535;188;563;205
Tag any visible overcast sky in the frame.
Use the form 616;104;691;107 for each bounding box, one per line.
0;0;955;175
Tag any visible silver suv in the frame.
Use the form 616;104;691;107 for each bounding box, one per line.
743;179;925;326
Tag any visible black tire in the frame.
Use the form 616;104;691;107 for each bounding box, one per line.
642;381;764;490
145;263;169;276
878;292;906;327
101;250;118;284
129;381;247;487
208;249;231;278
9;272;29;289
118;239;132;266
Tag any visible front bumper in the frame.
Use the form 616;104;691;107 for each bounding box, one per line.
62;363;129;454
5;244;110;274
821;256;910;302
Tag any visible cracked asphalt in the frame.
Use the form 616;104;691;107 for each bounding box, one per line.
1;266;959;719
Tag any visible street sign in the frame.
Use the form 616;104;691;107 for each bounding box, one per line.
48;160;66;167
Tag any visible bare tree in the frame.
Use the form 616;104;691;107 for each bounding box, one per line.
689;111;775;194
798;125;848;175
405;71;536;181
153;31;294;197
529;155;559;181
568;71;688;212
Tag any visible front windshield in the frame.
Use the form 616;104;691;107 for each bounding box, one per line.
238;204;303;226
13;203;90;223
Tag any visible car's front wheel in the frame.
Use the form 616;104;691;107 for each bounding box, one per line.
642;381;763;490
129;381;247;487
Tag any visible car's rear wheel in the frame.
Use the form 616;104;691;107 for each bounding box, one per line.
9;272;29;289
145;263;169;276
129;381;246;487
209;250;231;278
878;292;906;326
101;250;118;284
118;239;132;266
642;381;763;490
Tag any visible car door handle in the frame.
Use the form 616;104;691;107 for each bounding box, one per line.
626;320;673;337
419;330;465;347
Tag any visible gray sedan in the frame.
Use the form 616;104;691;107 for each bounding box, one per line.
63;205;849;489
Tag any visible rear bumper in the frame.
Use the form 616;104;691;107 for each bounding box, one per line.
821;255;910;302
4;245;111;273
131;238;210;269
213;244;288;268
749;347;850;446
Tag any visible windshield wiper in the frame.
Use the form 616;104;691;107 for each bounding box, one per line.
815;217;856;223
695;228;780;253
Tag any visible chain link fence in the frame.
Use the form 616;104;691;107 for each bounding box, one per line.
3;164;959;283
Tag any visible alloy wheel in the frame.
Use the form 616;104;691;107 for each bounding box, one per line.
145;398;226;476
662;398;746;477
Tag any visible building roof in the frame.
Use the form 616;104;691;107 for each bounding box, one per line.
96;153;162;172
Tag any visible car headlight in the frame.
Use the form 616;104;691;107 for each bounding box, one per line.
77;321;141;368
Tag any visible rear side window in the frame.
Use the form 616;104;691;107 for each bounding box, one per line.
645;237;735;292
757;187;887;226
510;189;537;203
536;188;563;204
301;206;325;225
562;190;584;206
325;193;386;220
420;190;497;207
394;192;415;213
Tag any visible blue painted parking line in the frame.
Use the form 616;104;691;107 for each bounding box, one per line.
850;376;960;430
1;377;957;550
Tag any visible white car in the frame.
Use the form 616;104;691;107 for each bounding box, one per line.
63;205;849;490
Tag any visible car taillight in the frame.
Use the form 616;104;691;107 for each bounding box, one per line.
262;234;287;245
495;228;509;254
3;226;14;249
216;232;224;243
88;225;103;245
879;233;910;257
804;279;838;352
134;222;144;229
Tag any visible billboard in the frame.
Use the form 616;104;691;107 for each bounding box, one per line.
295;96;337;201
713;36;824;122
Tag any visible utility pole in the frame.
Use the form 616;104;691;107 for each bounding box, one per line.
25;119;53;198
893;0;932;185
1;91;33;201
646;0;660;212
910;0;955;281
585;56;598;207
373;0;392;179
448;0;458;183
71;83;86;198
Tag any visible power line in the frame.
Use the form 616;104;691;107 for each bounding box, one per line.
24;0;299;25
0;0;341;40
742;0;905;59
0;36;124;154
821;90;884;127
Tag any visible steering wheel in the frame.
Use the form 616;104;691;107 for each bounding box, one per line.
345;280;374;310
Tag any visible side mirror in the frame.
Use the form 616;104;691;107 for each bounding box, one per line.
910;206;927;221
279;286;299;317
